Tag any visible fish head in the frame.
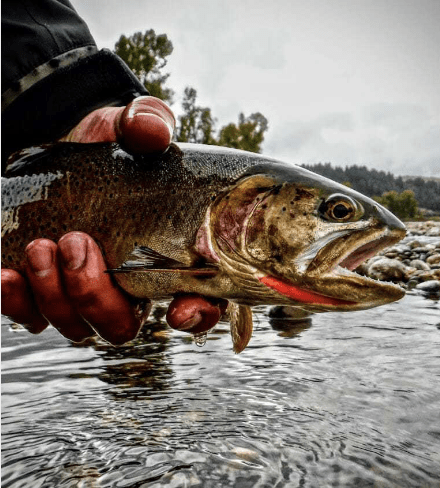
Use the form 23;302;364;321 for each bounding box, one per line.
205;165;407;311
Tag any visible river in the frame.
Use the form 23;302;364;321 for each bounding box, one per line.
2;250;440;487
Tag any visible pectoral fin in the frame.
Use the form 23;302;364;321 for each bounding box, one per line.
228;302;253;353
107;246;218;276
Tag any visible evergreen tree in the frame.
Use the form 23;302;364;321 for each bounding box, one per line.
175;87;216;144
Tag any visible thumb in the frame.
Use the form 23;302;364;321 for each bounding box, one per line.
116;96;175;154
59;96;175;154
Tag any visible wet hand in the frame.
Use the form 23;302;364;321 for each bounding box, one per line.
1;233;226;344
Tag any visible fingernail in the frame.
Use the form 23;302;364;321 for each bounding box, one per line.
26;243;54;277
59;234;87;270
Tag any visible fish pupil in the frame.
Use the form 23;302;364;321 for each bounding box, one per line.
332;204;350;219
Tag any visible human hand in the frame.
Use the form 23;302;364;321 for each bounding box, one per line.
2;97;227;343
59;95;175;154
2;233;227;344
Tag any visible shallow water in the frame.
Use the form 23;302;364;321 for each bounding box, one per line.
2;290;440;487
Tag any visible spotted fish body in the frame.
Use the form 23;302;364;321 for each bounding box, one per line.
2;142;406;351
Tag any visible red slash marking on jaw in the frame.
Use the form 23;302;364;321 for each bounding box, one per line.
259;275;357;306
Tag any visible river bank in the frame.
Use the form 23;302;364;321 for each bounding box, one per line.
357;220;440;295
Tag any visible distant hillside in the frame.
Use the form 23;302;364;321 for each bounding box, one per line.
301;163;440;212
402;175;440;183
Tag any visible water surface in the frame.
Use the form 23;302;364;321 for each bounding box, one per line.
2;291;440;487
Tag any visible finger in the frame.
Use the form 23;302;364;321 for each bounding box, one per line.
166;295;228;334
25;239;96;343
58;232;143;345
1;268;49;333
59;107;122;143
116;96;175;154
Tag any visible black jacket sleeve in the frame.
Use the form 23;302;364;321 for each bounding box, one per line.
1;0;148;169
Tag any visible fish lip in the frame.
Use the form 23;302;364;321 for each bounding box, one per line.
306;224;407;276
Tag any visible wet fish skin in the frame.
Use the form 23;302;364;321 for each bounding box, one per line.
2;142;406;320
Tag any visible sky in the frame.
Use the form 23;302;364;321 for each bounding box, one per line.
74;0;440;177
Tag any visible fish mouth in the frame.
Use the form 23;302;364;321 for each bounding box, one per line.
308;225;406;275
259;225;407;311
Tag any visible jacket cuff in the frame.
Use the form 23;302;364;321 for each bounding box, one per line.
2;49;148;168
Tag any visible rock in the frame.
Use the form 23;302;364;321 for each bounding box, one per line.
409;240;423;249
427;227;440;237
387;244;411;254
417;270;440;282
427;254;440;265
404;267;418;280
411;247;429;254
356;255;383;276
367;258;408;282
415;280;440;293
409;259;430;271
384;251;399;259
405;221;440;237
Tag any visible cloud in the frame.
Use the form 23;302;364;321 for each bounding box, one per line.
72;0;440;177
265;104;440;177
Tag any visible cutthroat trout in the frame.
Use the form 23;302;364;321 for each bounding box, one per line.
2;143;406;352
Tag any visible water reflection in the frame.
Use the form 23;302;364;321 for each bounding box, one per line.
268;305;313;338
70;317;174;400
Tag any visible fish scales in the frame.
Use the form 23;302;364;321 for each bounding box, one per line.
2;141;407;316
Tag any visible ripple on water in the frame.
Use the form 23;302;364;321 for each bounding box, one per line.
2;292;440;487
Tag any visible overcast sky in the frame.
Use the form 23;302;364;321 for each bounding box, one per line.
75;0;440;177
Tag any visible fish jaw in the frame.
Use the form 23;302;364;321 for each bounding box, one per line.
256;225;407;311
201;173;407;311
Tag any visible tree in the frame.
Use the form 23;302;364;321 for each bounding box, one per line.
175;87;216;144
374;190;419;219
114;30;174;103
218;112;268;153
176;89;269;153
114;31;270;153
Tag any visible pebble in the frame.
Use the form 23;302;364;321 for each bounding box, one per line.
367;258;407;282
427;254;440;265
415;280;440;294
357;221;440;289
409;259;430;271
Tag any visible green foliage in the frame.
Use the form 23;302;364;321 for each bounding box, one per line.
217;112;268;153
175;87;216;144
176;88;268;153
374;190;419;219
114;30;174;103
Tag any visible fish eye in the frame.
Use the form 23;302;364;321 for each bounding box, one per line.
319;194;364;222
